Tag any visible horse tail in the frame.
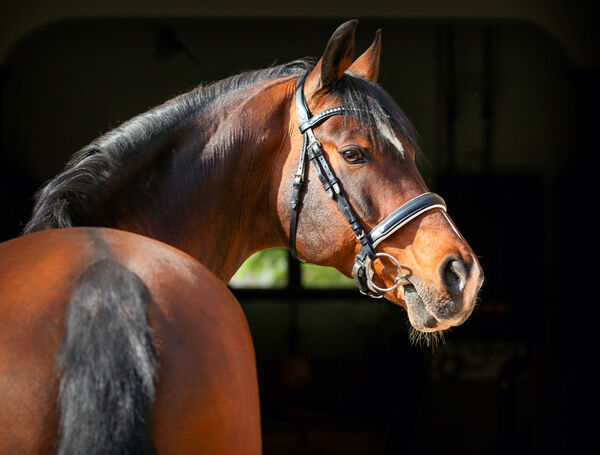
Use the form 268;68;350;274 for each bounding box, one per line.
57;258;158;455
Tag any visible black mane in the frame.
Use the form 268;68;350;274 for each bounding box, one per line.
23;59;419;235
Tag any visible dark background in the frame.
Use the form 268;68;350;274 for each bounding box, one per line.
0;1;596;454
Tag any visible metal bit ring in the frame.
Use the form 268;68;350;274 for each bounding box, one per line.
366;252;403;293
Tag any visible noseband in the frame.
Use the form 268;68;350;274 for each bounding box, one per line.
289;76;447;298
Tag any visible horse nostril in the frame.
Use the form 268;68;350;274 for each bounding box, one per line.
440;257;468;296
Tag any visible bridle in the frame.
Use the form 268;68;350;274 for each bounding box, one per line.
289;75;447;298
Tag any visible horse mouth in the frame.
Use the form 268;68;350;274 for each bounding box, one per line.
400;283;441;332
398;278;472;340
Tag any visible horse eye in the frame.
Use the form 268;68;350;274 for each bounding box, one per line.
341;148;367;164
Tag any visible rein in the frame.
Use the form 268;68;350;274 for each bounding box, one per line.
289;76;447;298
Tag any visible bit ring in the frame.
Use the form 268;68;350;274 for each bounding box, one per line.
366;252;403;293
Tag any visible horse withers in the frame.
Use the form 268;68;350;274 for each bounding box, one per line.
0;20;482;454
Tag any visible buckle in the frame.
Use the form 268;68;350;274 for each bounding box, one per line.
307;141;323;158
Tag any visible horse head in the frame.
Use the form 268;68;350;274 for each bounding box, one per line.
278;20;484;336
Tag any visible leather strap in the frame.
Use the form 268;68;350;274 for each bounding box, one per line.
299;106;346;133
356;192;447;263
289;76;376;262
288;132;309;262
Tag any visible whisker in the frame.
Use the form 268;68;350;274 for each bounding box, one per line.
407;326;449;351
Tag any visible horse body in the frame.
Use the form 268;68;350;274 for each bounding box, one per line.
1;20;483;454
0;228;260;454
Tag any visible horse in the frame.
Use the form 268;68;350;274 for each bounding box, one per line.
0;20;483;454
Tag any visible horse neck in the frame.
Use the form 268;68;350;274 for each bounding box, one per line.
111;79;295;282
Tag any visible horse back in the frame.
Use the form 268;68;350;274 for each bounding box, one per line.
0;227;261;454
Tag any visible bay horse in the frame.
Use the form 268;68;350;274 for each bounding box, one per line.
0;20;483;454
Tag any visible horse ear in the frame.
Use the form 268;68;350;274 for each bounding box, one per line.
305;20;358;96
347;29;382;82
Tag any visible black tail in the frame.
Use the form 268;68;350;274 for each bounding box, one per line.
58;259;158;455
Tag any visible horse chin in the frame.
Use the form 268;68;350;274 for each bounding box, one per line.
388;284;451;348
392;282;453;335
398;284;441;330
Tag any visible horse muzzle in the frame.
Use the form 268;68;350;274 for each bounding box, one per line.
400;254;484;332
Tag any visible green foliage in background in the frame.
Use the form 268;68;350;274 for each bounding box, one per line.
301;263;355;288
229;248;288;288
229;248;355;289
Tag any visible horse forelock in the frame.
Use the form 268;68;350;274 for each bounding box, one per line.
333;73;421;161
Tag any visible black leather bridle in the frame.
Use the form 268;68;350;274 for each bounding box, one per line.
289;75;447;298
